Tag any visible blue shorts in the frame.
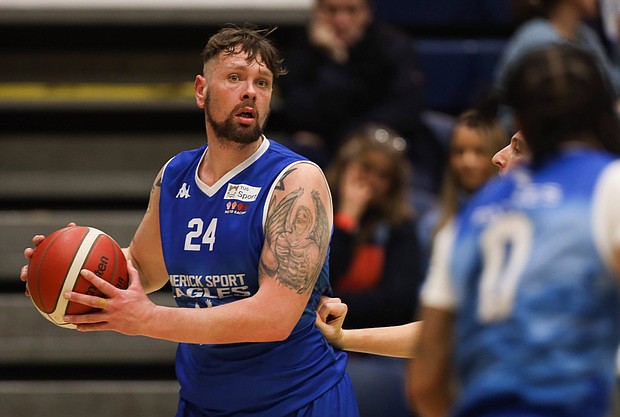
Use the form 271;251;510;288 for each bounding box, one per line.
176;373;360;417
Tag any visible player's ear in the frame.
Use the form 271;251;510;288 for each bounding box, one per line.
194;75;207;109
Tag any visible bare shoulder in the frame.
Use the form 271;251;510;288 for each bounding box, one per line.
270;161;333;221
276;162;330;191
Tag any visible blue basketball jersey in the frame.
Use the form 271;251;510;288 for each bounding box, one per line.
158;138;350;416
448;149;620;417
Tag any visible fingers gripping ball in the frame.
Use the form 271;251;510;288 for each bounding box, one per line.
27;226;129;329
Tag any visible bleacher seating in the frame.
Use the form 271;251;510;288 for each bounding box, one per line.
0;288;179;416
375;0;511;28
416;38;507;113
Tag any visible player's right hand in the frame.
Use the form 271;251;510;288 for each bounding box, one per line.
308;17;348;63
20;223;77;292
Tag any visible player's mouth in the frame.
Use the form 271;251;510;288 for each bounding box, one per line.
235;107;256;124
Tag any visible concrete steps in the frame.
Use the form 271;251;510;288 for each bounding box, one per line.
0;293;177;364
0;381;179;417
0;292;179;417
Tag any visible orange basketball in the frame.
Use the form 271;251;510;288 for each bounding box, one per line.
27;226;129;329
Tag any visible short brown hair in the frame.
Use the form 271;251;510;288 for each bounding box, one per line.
201;24;287;78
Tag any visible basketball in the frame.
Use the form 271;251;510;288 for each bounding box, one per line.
27;226;129;329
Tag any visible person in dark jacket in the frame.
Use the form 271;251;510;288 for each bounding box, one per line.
278;0;444;193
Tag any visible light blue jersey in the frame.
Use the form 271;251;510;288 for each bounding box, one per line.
427;149;620;417
159;138;354;417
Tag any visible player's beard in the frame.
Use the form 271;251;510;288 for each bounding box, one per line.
204;92;268;145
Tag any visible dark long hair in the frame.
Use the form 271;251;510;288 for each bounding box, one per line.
503;43;620;165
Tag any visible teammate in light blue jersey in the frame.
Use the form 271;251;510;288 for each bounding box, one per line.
410;44;620;417
22;25;359;417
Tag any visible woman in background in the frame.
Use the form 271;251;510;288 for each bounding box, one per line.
417;109;508;266
326;123;425;417
326;123;425;329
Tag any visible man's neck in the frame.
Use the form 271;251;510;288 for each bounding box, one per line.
199;135;263;186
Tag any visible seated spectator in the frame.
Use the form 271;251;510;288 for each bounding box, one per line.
325;123;425;417
495;0;620;130
600;0;620;111
326;123;425;328
278;0;445;193
417;108;508;265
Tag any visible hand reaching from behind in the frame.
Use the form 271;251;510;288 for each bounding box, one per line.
315;296;348;349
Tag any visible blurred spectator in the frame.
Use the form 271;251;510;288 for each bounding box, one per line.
326;123;424;328
417;108;508;266
278;0;445;193
599;0;619;48
600;0;620;94
325;123;425;417
494;0;620;129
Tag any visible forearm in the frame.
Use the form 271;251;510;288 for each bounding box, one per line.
144;295;297;344
408;307;456;417
337;321;421;358
123;246;167;294
413;386;455;417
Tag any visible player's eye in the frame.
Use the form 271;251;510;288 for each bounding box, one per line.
229;74;240;82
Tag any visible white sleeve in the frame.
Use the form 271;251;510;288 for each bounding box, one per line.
592;160;620;273
420;220;458;310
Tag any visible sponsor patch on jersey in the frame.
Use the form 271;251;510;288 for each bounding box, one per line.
224;183;261;202
225;201;250;215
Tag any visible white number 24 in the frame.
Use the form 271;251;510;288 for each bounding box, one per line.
184;218;218;251
477;213;533;323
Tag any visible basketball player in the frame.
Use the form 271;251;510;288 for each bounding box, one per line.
410;43;620;417
21;25;359;417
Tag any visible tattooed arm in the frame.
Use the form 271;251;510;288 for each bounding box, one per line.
259;166;331;295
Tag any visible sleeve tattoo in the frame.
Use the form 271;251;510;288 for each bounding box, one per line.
260;181;330;294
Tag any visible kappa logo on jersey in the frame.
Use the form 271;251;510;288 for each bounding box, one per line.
225;201;250;215
176;183;191;199
224;183;261;202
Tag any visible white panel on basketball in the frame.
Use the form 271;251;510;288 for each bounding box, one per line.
46;227;105;328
